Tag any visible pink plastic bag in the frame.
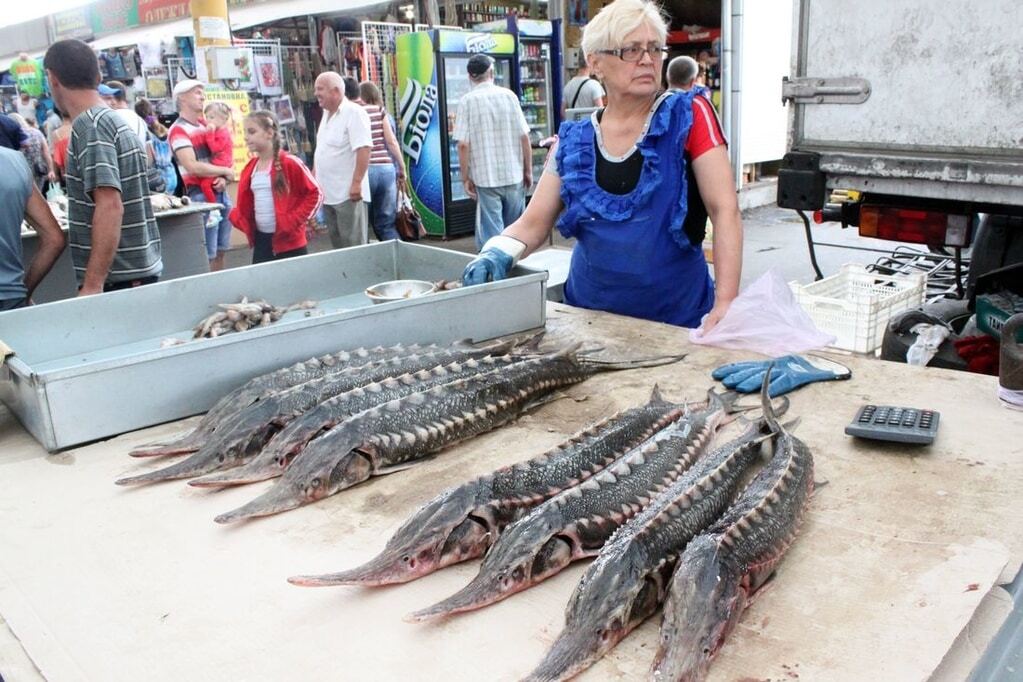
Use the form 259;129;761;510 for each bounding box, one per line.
689;270;836;355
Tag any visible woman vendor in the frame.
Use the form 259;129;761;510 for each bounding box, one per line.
462;0;742;332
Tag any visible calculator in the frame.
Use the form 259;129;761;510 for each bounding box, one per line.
844;405;940;445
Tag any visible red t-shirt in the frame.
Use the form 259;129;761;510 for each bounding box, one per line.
168;115;210;189
52;136;69;171
684;95;726;160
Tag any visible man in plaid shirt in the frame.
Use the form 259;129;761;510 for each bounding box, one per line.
453;54;532;251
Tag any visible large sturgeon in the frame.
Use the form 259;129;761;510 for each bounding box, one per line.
129;343;430;457
214;347;685;524
287;386;689;588
651;389;814;682
522;375;784;682
188;354;539;488
115;337;534;486
406;390;744;622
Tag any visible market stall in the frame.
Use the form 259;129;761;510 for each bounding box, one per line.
0;297;1019;681
21;202;222;304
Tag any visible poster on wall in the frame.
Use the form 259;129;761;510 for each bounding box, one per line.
254;54;283;96
271;96;296;125
202;87;252;176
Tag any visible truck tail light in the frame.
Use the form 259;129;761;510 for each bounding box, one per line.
858;206;972;247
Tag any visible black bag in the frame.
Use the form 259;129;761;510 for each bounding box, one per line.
395;180;425;241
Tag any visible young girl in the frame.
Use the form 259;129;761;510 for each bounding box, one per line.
200;101;235;202
229;110;322;264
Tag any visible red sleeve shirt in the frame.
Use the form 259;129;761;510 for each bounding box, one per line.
684;95;726;160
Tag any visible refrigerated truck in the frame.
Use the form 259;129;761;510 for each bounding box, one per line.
776;0;1023;294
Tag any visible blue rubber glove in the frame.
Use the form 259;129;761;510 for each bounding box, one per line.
711;355;851;397
462;235;526;286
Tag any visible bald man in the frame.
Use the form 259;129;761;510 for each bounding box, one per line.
667;55;713;102
313;71;372;249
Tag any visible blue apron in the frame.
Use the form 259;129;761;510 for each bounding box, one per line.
555;91;714;328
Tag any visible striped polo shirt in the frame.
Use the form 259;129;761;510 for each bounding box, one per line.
65;106;162;285
363;104;392;165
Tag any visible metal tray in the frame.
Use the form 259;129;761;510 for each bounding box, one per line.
0;241;547;452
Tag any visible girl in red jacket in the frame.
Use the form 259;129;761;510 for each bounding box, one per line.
229;111;323;264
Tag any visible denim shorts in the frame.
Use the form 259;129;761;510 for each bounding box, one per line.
189;187;233;260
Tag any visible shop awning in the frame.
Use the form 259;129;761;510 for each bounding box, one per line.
90;18;194;51
229;0;391;30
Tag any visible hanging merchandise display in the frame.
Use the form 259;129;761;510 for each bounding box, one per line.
9;56;45;97
337;33;364;81
360;22;412;118
318;23;340;70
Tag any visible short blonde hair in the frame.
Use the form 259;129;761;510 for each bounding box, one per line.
204;101;231;120
581;0;668;57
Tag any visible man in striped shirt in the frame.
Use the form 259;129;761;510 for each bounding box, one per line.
44;39;162;296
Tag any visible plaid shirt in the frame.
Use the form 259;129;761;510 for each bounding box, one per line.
453;82;529;188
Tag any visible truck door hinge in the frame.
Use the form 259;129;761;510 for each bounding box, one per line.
781;76;872;104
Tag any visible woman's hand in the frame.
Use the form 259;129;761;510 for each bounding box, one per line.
698;298;733;333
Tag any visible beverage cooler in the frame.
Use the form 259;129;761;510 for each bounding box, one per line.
395;29;516;238
515;19;562;194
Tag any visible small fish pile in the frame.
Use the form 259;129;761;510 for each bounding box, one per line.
193;297;318;338
149;193;191;212
117;335;685;528
290;370;812;682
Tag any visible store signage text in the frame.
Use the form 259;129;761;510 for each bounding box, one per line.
139;0;190;25
465;34;497;53
399;79;438;164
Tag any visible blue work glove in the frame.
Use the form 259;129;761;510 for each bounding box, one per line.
462;235;527;286
711;355;851;397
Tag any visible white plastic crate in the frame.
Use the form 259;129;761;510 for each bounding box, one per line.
790;264;926;353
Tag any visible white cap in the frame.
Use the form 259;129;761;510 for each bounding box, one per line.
172;79;204;99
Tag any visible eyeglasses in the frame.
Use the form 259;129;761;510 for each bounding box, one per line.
598;44;668;62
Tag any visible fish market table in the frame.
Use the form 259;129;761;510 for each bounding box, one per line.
0;302;1020;681
21;203;219;303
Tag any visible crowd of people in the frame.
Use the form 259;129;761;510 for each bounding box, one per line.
1;0;741;336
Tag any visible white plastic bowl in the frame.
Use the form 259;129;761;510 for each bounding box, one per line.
364;279;438;304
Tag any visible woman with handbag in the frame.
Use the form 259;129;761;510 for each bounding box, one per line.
229;110;323;264
358;81;406;242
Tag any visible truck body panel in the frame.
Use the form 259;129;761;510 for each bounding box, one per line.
787;0;1023;207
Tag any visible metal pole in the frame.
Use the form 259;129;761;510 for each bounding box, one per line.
732;0;740;191
720;0;733;184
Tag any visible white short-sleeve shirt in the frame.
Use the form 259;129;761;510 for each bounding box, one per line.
314;98;372;205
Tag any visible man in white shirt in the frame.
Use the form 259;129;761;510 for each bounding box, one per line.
15;92;38;124
453;54;532;252
313;71;371;249
99;81;149;151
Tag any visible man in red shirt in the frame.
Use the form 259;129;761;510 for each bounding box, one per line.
168;79;235;271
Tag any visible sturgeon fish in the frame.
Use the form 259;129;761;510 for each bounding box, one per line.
214;347;685;524
128;343;430;458
407;390;742;622
188;354;539;488
523;375;783;682
651;387;814;682
115;337;532;486
287;386;689;588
